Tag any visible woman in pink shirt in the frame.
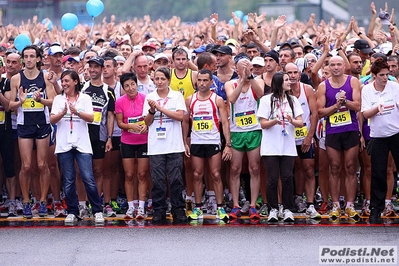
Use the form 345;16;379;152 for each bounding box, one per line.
115;72;149;219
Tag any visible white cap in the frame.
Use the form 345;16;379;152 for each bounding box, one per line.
154;53;169;62
251;56;265;66
48;45;63;55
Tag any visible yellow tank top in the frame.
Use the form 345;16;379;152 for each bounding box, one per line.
361;59;370;78
170;68;196;100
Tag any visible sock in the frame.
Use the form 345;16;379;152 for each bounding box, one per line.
139;200;145;209
366;200;370;204
79;201;86;207
346;201;353;208
333;201;339;207
147;199;152;207
306;202;313;208
128;201;134;209
339;196;345;201
133;199;139;208
195;203;203;208
185;194;192;201
217;204;224;208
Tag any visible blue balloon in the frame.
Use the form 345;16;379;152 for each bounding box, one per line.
234;10;244;19
14;34;32;52
41;18;53;31
229;18;234;26
243;15;248;24
86;0;104;18
61;13;78;31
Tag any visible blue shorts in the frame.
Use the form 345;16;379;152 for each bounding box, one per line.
17;124;51;139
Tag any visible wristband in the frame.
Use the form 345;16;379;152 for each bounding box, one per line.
357;31;363;36
148;109;156;115
107;135;112;139
336;47;342;52
257;25;262;29
298;36;304;40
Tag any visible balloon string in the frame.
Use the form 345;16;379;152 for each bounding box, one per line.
89;16;95;38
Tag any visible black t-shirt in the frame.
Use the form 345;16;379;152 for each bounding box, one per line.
0;77;12;130
83;83;115;142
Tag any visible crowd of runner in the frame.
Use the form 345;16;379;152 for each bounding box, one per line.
0;1;398;224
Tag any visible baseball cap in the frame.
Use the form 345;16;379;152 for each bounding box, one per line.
193;45;206;53
212;46;232;56
251;56;265;66
87;56;104;67
379;11;391;25
68;56;80;63
48;45;64;56
154;53;169;62
95;38;105;46
114;55;126;62
354;39;373;54
234;52;250;64
225;38;238;47
264;50;279;64
142;42;157;50
5;48;18;56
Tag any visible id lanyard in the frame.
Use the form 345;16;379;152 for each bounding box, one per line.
67;94;79;134
157;97;169;126
276;99;288;136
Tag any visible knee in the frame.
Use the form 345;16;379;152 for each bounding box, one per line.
37;162;49;173
125;173;134;183
330;164;340;176
137;172;147;183
193;170;203;181
211;171;222;183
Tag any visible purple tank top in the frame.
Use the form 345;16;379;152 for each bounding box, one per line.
325;76;359;134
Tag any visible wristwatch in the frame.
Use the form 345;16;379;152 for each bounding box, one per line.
76;110;81;116
247;74;254;80
226;142;232;147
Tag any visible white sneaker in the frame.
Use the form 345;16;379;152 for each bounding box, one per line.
278;204;284;219
283;209;295;222
306;204;321;219
94;212;104;224
15;199;24;213
125;207;135;219
64;214;78;225
268;208;278;223
136;207;147;219
8;201;17;217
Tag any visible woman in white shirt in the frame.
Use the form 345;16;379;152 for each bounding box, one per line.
361;58;399;223
143;67;187;224
257;72;303;223
50;70;104;225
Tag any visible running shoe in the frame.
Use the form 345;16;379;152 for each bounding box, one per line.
318;202;329;215
117;196;128;210
8;201;17;217
31;202;40;216
329;203;341;220
256;195;263;209
23;202;33;219
64;214;78;225
383;202;397;217
94;212;105;224
216;207;228;220
249;207;260;219
207;198;217;215
278;204;284;219
110;200;122;214
103;204;116;217
54;202;67;218
146;204;154;215
15;199;24;213
136;207;147;219
185;199;193;212
391;199;399;212
306;204;321;220
259;204;268;217
295;195;306;213
345;204;359;220
267;208;278;222
240;201;250;214
188;207;203;220
361;201;370;216
125;207;135;219
79;204;90;218
229;207;241;219
38;201;48;217
283;209;295;222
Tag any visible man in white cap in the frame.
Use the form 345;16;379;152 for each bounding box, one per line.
251;56;265;77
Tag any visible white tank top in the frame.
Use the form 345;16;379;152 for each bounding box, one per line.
112;81;122;137
190;92;220;144
229;82;260;133
294;82;311;145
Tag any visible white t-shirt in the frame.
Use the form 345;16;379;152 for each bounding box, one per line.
138;76;156;95
361;81;399;138
257;94;303;156
143;88;187;155
51;93;94;154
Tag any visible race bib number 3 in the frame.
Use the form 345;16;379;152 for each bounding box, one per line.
235;111;258;128
193;116;213;132
22;93;44;112
329;110;351;127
